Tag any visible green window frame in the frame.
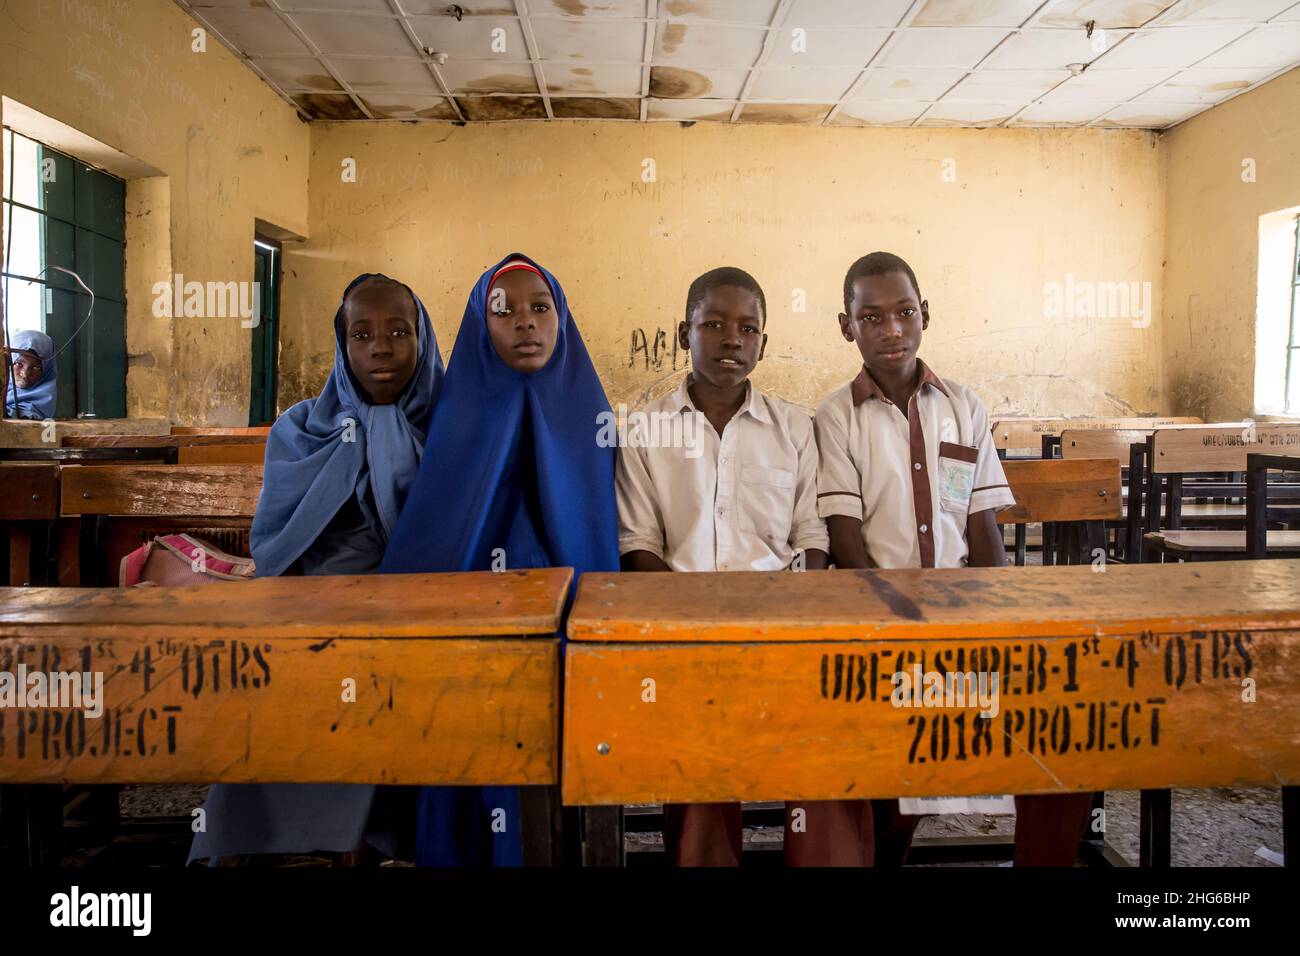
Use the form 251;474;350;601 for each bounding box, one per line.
3;127;126;419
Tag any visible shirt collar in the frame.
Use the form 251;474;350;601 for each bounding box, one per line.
674;374;773;425
850;359;950;407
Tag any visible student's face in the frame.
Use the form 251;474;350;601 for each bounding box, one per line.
486;270;559;373
343;284;420;405
11;350;44;390
838;271;929;374
678;285;766;390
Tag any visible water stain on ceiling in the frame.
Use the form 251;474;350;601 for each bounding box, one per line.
551;96;639;119
293;93;368;121
455;96;548;120
649;66;712;98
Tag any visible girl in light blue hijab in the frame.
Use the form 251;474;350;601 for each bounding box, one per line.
4;329;58;420
189;273;443;864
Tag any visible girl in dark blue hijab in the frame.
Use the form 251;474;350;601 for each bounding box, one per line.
190;273;443;865
381;253;619;866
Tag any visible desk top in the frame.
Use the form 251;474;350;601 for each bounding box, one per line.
567;560;1300;643
0;568;573;640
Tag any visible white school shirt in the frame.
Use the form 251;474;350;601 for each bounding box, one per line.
616;376;829;572
814;361;1015;569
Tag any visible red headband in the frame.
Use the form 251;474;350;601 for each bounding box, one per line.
488;260;545;290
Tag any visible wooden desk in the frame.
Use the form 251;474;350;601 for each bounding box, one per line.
563;560;1300;868
0;463;60;586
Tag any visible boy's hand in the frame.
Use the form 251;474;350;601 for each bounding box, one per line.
798;548;829;570
966;508;1008;568
621;550;671;572
827;515;871;569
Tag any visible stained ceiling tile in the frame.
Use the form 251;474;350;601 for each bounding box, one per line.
849;68;967;100
330;59;443;94
1133;66;1276;101
783;0;913;29
276;0;396;12
750;67;863;100
1196;24;1300;69
983;28;1132;68
1154;0;1299;24
648;65;750;98
737;102;832;123
1035;0;1179;29
437;60;539;94
360;94;460;121
917;100;1019;125
660;0;780;25
288;13;415;55
830;101;931;125
291;92;368;121
193;9;311;57
943;69;1071;102
912;0;1046;28
881;28;1009;68
408;16;529;59
249;57;342;92
529;0;647;16
763;28;890;67
551;96;641;119
1094;100;1205;126
655;23;768;65
543;62;643;95
455;96;549;120
1010;100;1120;124
532;19;647;60
647;98;739;120
1090;24;1254;68
1039;67;1177;100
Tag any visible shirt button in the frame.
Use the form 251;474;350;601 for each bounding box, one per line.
718;507;726;517
919;524;928;534
913;462;922;471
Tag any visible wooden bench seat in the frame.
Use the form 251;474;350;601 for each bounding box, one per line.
1144;530;1300;554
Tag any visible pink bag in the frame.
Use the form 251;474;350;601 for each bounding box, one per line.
119;533;256;587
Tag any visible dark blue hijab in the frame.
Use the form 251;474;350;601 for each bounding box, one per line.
381;253;617;867
252;274;444;578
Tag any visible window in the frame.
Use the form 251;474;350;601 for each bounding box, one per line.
249;236;282;425
2;127;126;418
1288;219;1300;414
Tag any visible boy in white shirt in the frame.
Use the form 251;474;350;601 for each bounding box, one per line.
815;251;1095;866
617;266;838;865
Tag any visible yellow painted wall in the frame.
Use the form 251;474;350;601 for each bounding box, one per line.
283;122;1166;417
1163;67;1300;421
0;0;309;424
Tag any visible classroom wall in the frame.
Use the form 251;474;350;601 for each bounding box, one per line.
1163;67;1300;421
0;0;309;424
281;121;1167;417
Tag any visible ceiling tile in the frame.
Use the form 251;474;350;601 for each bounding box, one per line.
330;59;442;94
276;0;395;12
1040;67;1177;100
984;28;1132;68
647;98;739;120
655;23;768;65
193;9;311;57
882;28;1009;68
454;96;549;120
912;0;1045;28
1196;24;1300;69
360;94;459;121
830;101;931;125
764;28;890;67
1094;100;1205;125
917;100;1018;125
750;67;863;99
1134;66;1277;101
849;68;967;100
249;57;343;92
1154;0;1299;24
437;60;539;94
551;96;641;118
543;62;643;95
288;12;415;55
783;0;913;28
661;1;780;25
529;0;647;16
291;92;368;121
408;16;529;59
737;102;832;123
1036;1;1179;29
648;65;750;98
1090;24;1254;68
532;19;647;60
943;69;1070;102
1010;100;1120;124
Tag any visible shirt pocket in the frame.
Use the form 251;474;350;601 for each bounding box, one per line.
738;463;796;546
937;441;978;515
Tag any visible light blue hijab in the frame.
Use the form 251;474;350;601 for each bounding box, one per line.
251;274;444;578
5;329;57;420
